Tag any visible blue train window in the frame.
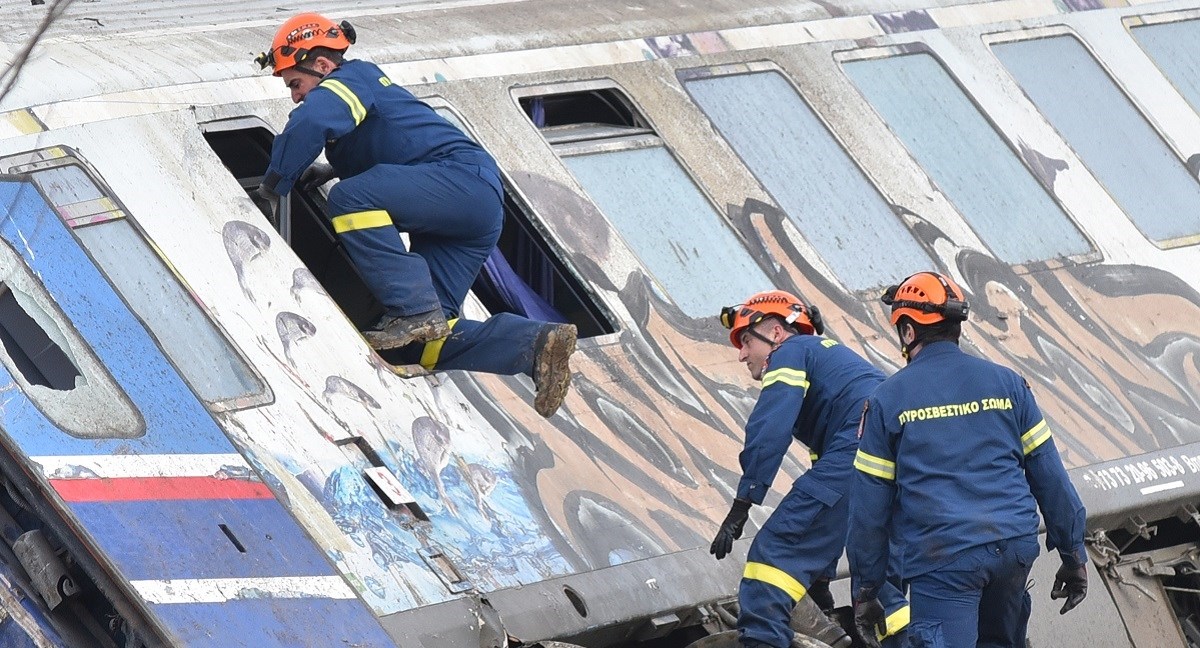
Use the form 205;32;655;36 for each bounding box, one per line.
683;68;933;292
519;84;774;318
7;151;267;409
842;52;1093;264
1131;19;1200;124
0;217;143;439
994;34;1200;247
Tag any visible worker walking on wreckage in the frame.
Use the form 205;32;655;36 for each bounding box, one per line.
710;290;909;648
847;272;1088;648
253;13;575;417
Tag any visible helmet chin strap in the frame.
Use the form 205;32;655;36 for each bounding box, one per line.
896;323;924;364
295;64;326;78
746;328;776;349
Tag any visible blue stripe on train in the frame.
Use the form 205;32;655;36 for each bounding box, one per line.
152;597;397;647
0;177;396;646
68;499;336;581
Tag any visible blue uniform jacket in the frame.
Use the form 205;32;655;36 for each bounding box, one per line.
263;59;498;196
849;341;1087;596
737;335;885;506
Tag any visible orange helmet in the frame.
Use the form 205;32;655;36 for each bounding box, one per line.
255;13;356;76
719;290;824;349
881;272;969;325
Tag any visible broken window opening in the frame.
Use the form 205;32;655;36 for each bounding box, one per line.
520;88;653;145
0;283;81;391
0;195;143;440
203;120;615;338
4;151;268;408
433;107;615;338
471;190;614;337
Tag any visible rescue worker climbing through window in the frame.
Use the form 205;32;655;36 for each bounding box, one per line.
711;291;908;648
847;271;1088;648
253;13;575;417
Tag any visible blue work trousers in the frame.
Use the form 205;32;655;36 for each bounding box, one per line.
739;477;909;648
384;313;546;375
906;535;1039;648
739;477;847;648
325;159;503;318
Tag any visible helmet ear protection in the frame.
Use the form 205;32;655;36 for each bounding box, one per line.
719;290;824;349
881;272;969;324
256;15;356;75
803;303;826;336
333;20;357;45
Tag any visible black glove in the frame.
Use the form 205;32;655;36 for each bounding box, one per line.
709;498;751;560
853;597;885;648
252;184;280;225
1051;561;1087;614
298;162;337;191
808;578;835;612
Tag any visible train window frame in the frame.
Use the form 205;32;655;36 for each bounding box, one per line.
834;42;1101;268
1124;8;1200;130
202;109;619;340
2;147;271;412
201;116;386;330
985;24;1200;250
511;79;778;319
677;60;937;293
424;98;619;339
0;175;145;439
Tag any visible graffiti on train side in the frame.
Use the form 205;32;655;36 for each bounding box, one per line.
735;196;1200;467
217;166;1200;607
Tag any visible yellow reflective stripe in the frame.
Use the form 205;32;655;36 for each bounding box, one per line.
809;452;819;462
854;449;896;480
743;562;807;602
332;210;392;233
879;604;910;639
761;367;809;390
419;318;459;370
320;79;367;125
1022;419;1052;455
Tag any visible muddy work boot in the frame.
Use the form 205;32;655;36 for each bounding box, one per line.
532;323;577;418
790;594;852;648
363;309;450;350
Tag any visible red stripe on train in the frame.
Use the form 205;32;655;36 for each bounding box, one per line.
50;477;274;502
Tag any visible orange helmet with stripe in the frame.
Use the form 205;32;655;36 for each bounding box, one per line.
881;272;969;325
719;290;824;349
255;13;356;76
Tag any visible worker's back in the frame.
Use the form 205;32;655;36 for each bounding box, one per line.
871;341;1042;578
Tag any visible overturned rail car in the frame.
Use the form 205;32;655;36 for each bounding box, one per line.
0;0;1199;645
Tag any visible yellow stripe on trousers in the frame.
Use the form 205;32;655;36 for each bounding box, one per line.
743;562;807;602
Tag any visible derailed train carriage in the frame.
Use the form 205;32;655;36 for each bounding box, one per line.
0;0;1198;645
